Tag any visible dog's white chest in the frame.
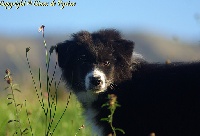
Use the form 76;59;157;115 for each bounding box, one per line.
85;108;104;136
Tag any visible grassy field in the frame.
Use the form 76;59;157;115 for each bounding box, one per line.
0;89;92;136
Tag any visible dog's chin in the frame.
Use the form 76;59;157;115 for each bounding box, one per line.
93;89;106;94
87;86;107;94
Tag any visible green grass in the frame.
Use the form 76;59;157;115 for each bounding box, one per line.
0;91;92;136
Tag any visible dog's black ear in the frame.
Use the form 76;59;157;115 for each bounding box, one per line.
93;29;135;60
113;39;135;63
112;39;135;82
56;41;77;68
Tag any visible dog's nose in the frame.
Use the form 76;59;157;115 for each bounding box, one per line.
90;76;102;86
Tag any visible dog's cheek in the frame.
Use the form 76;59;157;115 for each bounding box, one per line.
73;63;93;90
74;65;85;83
61;62;74;85
105;66;115;81
113;62;132;84
97;65;115;86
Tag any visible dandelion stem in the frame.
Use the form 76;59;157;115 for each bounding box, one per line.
25;100;33;136
10;83;22;135
26;50;45;113
51;92;72;135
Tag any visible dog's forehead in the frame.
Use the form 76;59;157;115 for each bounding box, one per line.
93;45;112;54
75;39;112;53
88;44;114;60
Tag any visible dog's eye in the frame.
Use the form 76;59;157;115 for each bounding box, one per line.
103;61;110;66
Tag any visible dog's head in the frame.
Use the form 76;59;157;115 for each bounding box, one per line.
56;29;134;95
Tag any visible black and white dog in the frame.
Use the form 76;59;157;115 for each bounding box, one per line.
56;29;200;136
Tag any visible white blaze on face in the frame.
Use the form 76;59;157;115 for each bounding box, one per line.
85;68;107;93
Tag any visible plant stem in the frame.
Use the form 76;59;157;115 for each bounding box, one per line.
10;84;22;135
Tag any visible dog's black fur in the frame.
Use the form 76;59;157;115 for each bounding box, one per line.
56;29;200;136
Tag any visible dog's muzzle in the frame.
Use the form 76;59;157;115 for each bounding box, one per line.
85;69;107;93
90;76;103;87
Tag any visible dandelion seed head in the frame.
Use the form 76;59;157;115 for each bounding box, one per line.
26;47;31;53
6;77;12;85
80;125;85;129
38;25;45;32
108;94;117;106
5;69;11;75
4;68;12;85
